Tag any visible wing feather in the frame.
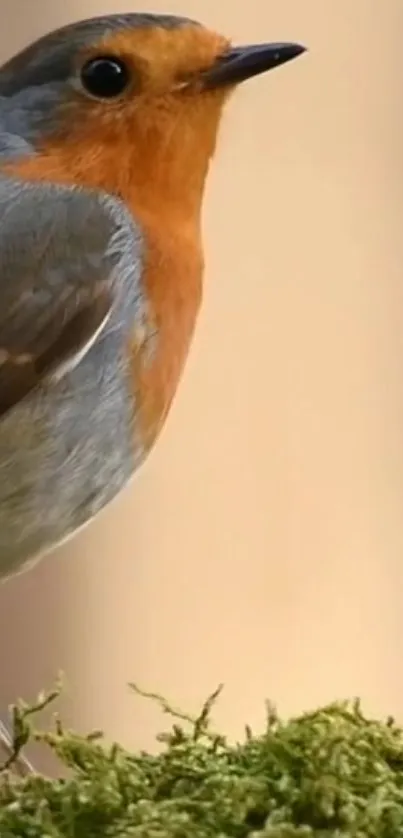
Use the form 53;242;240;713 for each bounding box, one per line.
0;176;123;415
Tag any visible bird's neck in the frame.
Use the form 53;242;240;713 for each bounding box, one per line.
121;143;213;222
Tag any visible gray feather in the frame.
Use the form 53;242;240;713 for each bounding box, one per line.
0;176;155;576
0;176;125;414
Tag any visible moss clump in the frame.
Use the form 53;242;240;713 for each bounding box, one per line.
1;682;403;837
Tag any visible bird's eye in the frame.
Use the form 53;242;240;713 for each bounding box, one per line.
80;56;131;99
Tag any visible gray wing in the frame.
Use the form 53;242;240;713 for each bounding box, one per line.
0;176;123;416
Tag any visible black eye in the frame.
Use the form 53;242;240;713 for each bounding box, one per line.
80;56;130;99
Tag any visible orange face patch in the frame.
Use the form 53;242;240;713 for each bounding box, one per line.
57;22;233;183
77;23;230;96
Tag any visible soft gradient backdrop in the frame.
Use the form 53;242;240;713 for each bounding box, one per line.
1;0;403;763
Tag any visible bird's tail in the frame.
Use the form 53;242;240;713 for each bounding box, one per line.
0;717;34;777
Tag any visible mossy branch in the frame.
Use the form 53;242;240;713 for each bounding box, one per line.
1;681;403;837
0;676;63;773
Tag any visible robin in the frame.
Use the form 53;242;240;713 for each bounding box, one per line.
0;11;306;774
0;11;306;578
0;12;305;583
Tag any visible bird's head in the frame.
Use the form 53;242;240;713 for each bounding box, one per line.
0;14;305;216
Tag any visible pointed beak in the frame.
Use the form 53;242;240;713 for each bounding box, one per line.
200;42;306;89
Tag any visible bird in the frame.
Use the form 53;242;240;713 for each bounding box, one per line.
0;12;305;583
0;11;305;775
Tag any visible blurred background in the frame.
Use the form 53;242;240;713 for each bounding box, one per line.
1;0;403;763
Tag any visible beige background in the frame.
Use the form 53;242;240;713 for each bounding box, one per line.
1;0;403;762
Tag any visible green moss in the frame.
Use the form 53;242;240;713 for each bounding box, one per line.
1;682;403;837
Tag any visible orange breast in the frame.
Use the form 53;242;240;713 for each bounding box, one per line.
129;207;203;449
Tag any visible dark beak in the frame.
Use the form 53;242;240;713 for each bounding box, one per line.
200;42;306;89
